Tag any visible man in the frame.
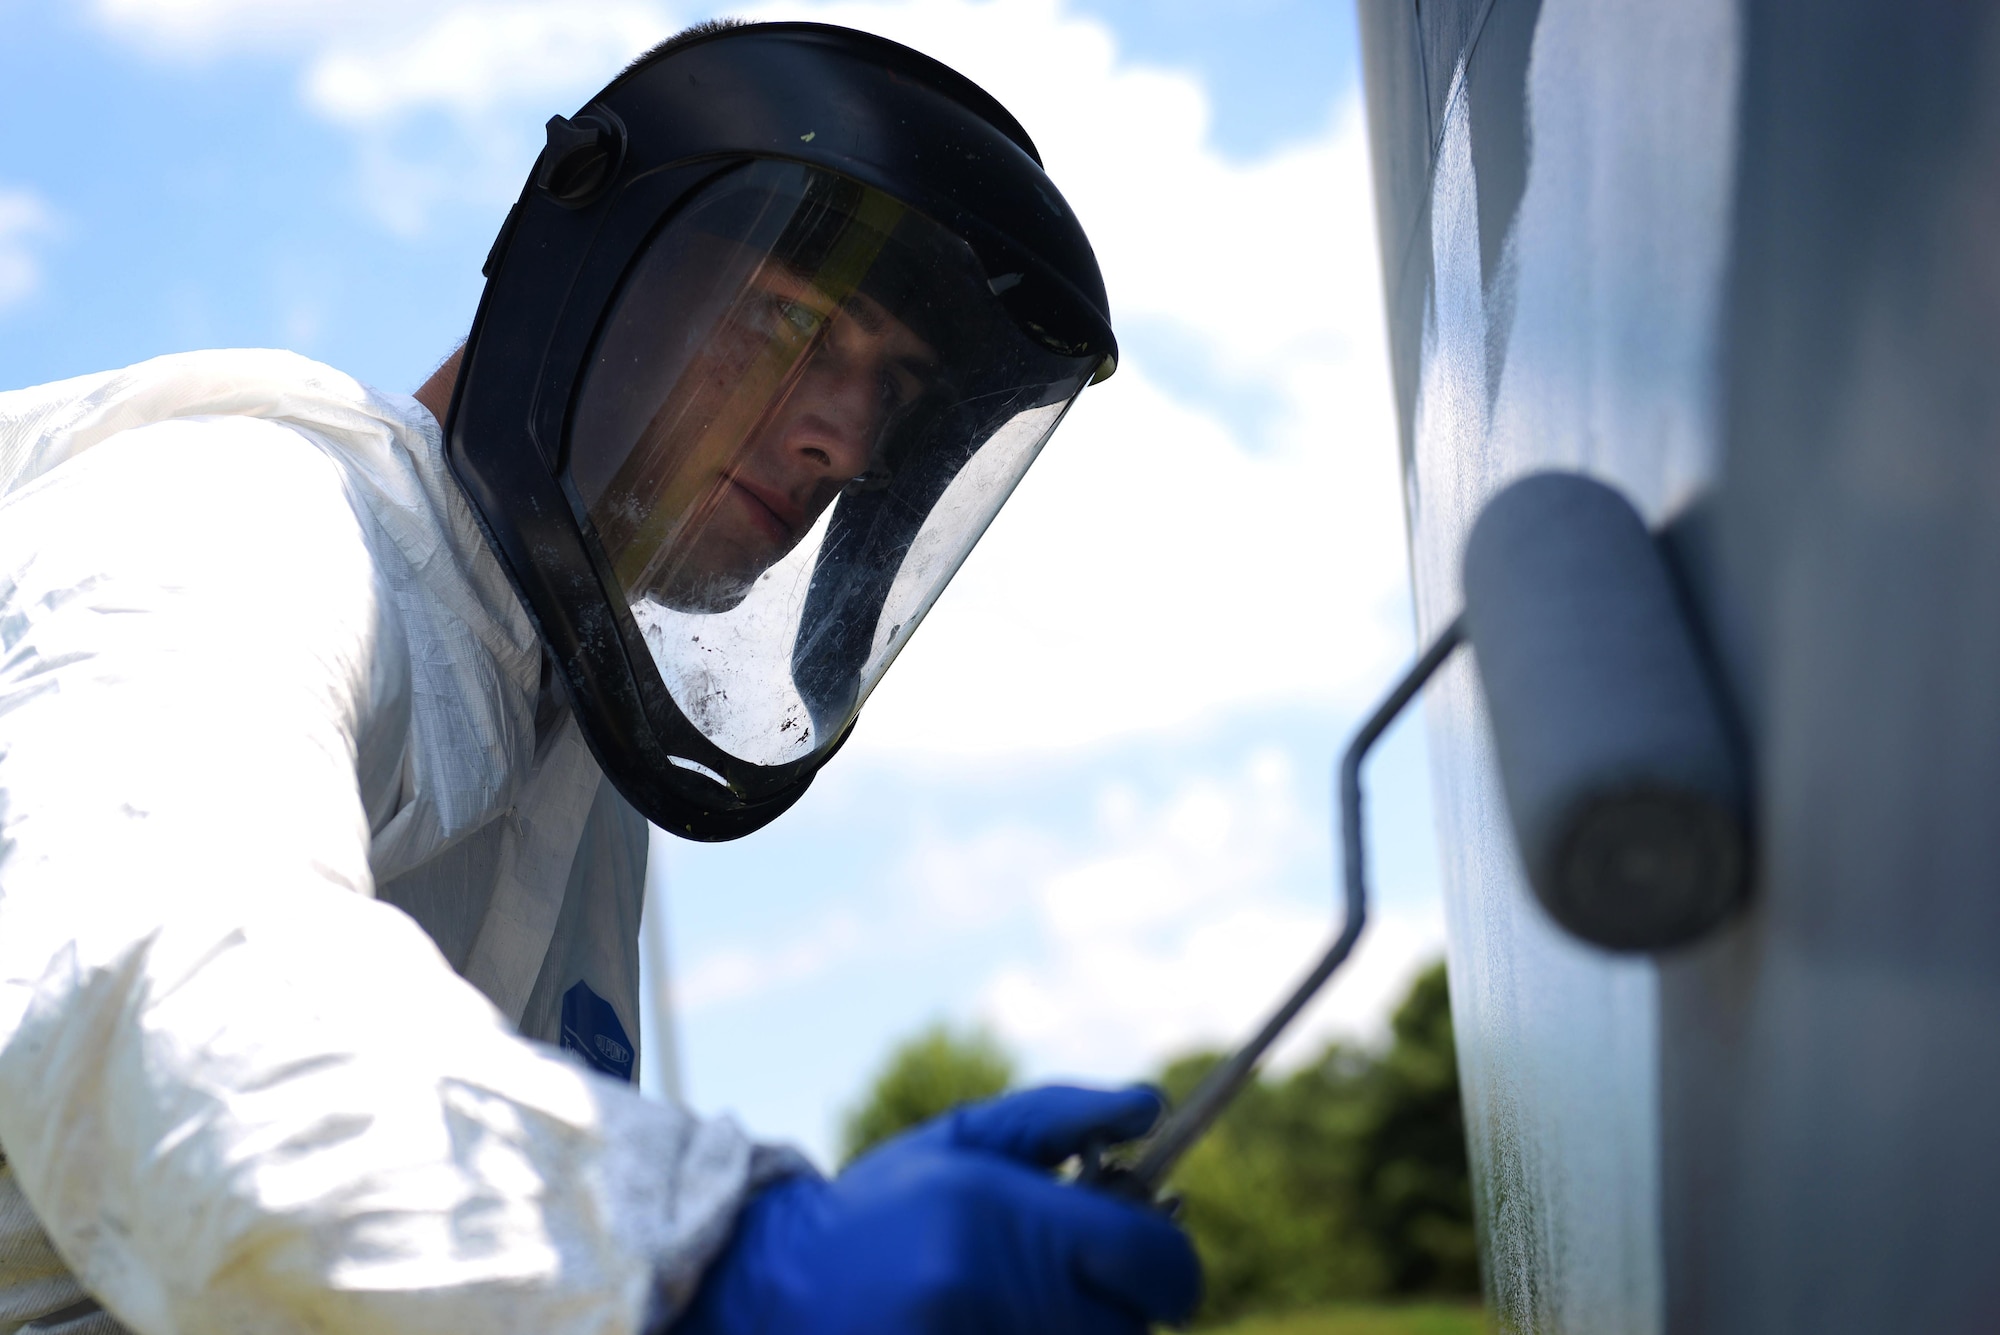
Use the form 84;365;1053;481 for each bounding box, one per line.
0;19;1198;1335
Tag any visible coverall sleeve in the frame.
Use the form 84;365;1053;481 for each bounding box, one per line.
0;416;793;1334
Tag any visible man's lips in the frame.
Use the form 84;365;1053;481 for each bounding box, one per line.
726;474;803;543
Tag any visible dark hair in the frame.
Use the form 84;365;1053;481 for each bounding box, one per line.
621;17;750;78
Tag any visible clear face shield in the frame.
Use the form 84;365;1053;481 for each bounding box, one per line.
566;161;1098;772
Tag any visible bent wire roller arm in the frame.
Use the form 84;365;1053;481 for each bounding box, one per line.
1081;614;1466;1202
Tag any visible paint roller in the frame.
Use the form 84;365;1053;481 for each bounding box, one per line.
1464;472;1748;949
1081;470;1749;1203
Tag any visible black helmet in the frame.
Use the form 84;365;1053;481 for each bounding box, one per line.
445;21;1116;839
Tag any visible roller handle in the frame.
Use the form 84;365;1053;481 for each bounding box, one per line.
1077;618;1466;1203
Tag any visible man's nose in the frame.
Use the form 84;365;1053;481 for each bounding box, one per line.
788;337;883;479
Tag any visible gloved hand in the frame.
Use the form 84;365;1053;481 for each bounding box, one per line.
671;1085;1202;1335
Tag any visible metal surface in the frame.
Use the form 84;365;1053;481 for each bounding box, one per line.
1363;0;2000;1330
1359;0;1738;1329
1657;5;2000;1331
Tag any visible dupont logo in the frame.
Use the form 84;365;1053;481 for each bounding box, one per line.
559;980;636;1083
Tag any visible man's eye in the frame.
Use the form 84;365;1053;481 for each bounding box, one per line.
775;299;821;337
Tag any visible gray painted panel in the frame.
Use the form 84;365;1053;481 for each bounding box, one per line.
1360;0;1740;1328
1362;0;1546;498
1661;5;2000;1331
1357;0;1436;444
1367;0;2000;1327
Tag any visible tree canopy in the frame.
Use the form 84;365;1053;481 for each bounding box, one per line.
837;1020;1015;1165
1161;961;1478;1321
836;961;1478;1324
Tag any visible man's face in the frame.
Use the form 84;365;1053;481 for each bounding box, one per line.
622;254;940;611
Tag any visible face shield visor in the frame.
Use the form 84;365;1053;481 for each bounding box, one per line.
565;161;1096;772
447;20;1117;838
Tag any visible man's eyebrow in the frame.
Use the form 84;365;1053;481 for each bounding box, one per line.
838;294;887;334
826;290;939;377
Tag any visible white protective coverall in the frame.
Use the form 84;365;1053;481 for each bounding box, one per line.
0;351;801;1335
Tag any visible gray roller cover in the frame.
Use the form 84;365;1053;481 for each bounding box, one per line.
1462;472;1748;951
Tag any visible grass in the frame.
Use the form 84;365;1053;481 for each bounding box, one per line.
1202;1304;1486;1335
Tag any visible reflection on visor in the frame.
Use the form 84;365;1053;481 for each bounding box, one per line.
569;162;1095;768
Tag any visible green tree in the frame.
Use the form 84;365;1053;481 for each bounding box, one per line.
838;1021;1015;1165
1354;963;1477;1295
834;965;1478;1325
1161;1046;1389;1322
1160;960;1477;1325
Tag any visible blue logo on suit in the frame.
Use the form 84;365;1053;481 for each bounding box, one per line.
560;980;636;1083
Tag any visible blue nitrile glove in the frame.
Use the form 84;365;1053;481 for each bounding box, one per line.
672;1085;1202;1335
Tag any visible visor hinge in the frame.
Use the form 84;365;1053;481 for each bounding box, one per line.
536;112;625;209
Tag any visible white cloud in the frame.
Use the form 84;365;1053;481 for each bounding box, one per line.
968;749;1445;1079
301;4;672;123
670;814;1065;1017
0;190;59;314
94;0;678;109
302;4;674;234
678;909;866;1009
894;819;1068;930
854;344;1407;755
93;0;444;54
668;746;1443;1085
92;0;685;231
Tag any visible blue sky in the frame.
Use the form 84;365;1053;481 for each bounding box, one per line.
0;0;1440;1166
